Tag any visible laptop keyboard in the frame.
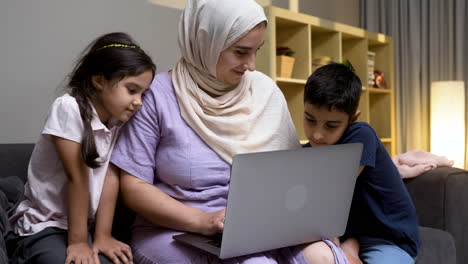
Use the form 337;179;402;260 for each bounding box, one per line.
205;233;223;248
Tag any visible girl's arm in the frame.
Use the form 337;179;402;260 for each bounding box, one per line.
120;169;224;236
52;136;99;264
92;163;132;264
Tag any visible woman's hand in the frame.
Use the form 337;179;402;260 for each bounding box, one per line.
65;242;99;264
93;236;133;264
194;209;225;236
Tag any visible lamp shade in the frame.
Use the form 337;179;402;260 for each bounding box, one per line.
430;81;466;169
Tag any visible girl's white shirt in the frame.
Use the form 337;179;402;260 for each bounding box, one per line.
10;93;123;236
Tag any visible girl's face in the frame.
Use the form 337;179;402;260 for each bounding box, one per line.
216;22;266;85
92;70;153;124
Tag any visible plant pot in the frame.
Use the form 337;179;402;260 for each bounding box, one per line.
276;55;295;78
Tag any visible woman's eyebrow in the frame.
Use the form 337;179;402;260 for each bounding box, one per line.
234;45;253;50
235;41;265;50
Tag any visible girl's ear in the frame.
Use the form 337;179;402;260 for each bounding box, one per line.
91;75;105;91
350;110;361;123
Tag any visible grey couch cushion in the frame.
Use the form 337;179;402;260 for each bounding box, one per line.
405;167;468;264
0;175;25;264
0;144;34;183
417;226;456;264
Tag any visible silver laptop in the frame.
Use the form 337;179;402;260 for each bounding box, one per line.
173;143;363;259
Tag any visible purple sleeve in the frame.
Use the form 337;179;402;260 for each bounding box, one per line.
111;79;160;184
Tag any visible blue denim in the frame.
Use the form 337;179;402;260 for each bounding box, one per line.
359;236;415;264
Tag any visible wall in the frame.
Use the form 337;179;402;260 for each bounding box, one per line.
299;0;360;27
0;0;181;143
0;0;359;143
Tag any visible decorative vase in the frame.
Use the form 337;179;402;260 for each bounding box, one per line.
276;55;295;78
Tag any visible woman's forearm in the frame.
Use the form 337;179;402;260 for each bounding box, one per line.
120;170;204;233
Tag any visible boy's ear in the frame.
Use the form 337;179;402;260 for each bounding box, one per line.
91;75;105;91
350;110;361;123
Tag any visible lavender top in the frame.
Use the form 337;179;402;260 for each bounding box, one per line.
111;72;230;220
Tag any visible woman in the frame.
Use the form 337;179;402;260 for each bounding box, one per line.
111;0;348;263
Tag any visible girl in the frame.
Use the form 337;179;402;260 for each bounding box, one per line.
8;32;156;264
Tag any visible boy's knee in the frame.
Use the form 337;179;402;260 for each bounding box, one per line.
301;241;335;264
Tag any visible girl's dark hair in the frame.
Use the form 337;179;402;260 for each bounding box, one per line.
68;32;156;168
304;63;362;118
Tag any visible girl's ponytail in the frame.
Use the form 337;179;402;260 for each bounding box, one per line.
74;92;100;168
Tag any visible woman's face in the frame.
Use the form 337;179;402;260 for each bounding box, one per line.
216;23;266;85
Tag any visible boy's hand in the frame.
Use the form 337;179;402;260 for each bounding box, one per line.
330;237;340;246
340;237;363;264
93;236;133;264
65;242;100;264
344;253;363;264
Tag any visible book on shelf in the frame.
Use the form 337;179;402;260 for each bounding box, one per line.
367;51;376;88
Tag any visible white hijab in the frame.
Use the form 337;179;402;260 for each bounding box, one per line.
172;0;300;164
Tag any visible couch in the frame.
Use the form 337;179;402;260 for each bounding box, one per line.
1;143;465;264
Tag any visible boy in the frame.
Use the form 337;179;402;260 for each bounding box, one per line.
303;63;420;264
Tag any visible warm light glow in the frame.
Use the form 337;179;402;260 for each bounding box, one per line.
430;81;466;169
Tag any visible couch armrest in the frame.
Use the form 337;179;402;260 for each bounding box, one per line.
405;167;468;264
417;226;456;264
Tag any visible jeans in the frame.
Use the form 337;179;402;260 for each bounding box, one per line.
359;236;415;264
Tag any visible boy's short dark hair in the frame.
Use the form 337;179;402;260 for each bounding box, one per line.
304;63;362;118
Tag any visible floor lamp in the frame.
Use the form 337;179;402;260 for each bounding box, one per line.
430;81;466;169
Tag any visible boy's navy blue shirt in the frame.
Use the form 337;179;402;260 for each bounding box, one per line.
304;122;420;257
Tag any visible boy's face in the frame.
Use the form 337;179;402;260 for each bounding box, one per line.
303;103;355;147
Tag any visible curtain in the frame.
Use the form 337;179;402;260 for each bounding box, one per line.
360;0;468;169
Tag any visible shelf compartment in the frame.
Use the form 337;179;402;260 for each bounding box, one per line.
358;89;370;123
369;93;392;138
368;40;393;90
276;17;311;80
311;26;340;72
276;81;307;141
341;34;368;86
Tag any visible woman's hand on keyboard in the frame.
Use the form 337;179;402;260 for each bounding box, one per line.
194;208;225;236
